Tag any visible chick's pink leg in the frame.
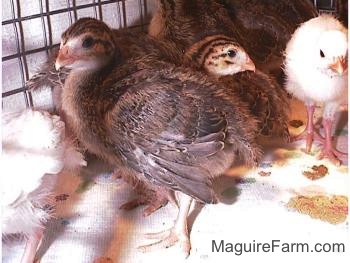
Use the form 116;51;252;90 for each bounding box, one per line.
292;105;324;152
317;118;347;166
21;227;44;263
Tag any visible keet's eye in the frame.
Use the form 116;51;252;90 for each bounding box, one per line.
82;37;94;48
227;50;237;58
320;49;325;58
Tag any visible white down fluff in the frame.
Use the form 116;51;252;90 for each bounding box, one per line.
284;15;348;117
1;109;86;236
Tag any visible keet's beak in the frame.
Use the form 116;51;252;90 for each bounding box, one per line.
242;56;256;72
55;46;75;71
329;57;347;75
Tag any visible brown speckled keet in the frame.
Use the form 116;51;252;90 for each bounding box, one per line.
54;18;262;256
150;0;317;78
218;0;318;77
149;0;291;140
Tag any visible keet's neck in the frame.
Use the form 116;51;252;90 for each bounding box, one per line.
61;69;98;130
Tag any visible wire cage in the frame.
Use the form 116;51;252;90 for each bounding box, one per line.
2;0;157;111
0;0;340;112
314;0;336;13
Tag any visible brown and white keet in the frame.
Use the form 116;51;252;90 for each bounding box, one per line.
185;35;255;77
54;18;261;256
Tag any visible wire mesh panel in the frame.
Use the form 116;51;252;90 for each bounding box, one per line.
2;0;157;111
314;0;337;14
0;0;342;111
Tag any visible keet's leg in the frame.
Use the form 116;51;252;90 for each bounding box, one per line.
138;192;193;257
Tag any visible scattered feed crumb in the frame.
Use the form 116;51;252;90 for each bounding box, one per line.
302;165;328;180
289;120;304;128
287;195;348;224
258;171;271;177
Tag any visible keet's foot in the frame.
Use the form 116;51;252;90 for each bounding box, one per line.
120;195;168;217
138;227;191;257
138;193;193;257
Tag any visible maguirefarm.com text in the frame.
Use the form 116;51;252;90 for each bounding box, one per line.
212;239;346;255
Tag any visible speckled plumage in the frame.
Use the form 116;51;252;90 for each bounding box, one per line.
218;0;318;77
149;0;290;139
25;31;183;216
184;34;255;76
149;0;237;52
150;0;317;79
54;18;262;255
58;27;261;203
336;0;348;27
220;70;289;139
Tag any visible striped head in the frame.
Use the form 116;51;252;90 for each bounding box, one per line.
185;35;255;76
55;18;116;71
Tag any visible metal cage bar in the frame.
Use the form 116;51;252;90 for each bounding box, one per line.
8;0;31;106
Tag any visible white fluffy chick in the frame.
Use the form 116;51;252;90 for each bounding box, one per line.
284;15;348;165
1;109;86;263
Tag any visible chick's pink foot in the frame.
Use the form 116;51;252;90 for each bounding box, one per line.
292;128;324;153
316;118;347;166
316;148;343;166
291;105;324;153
